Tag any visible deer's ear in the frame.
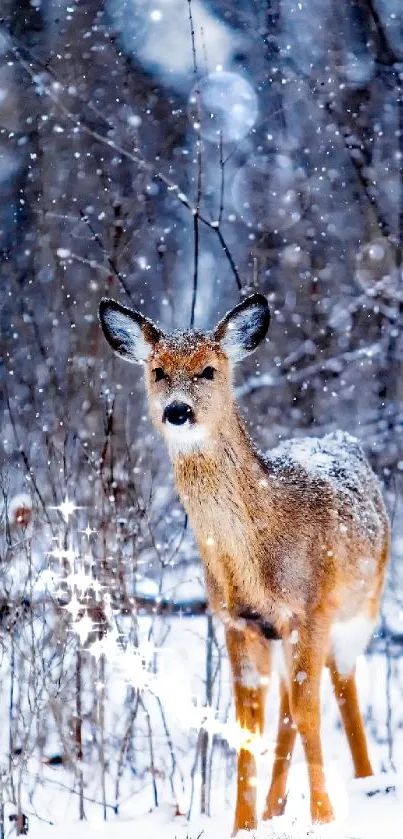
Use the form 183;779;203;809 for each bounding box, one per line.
213;294;270;362
99;298;162;363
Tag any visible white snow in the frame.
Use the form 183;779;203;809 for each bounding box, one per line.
267;430;386;546
1;608;401;839
29;775;403;838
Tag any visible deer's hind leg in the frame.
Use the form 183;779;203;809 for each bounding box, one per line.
329;658;373;778
226;625;272;836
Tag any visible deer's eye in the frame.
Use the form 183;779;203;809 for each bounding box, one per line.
153;367;166;382
199;366;215;380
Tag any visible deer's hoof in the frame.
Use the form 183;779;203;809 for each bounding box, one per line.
232;811;257;835
262;793;287;820
311;792;334;823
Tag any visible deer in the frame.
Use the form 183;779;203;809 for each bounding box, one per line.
99;293;390;835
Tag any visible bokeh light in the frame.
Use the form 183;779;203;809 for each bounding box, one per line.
189;71;258;143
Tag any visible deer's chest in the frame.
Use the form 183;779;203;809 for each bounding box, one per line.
180;478;276;606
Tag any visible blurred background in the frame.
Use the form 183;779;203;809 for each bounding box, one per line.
0;0;402;834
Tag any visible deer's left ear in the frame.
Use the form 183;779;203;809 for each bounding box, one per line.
213;294;271;362
99;298;162;363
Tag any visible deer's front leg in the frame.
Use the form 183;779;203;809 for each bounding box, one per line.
263;677;297;819
288;617;334;824
226;625;272;835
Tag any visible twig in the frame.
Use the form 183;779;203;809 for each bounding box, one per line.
98;652;107;820
99;397;115;479
236;341;385;397
139;696;158;808
0;28;243;294
155;696;184;805
188;0;201;327
114;694;140;812
200;613;213;816
78;211;133;301
218;132;225;225
74;646;85;820
213;227;242;290
156;171;242;289
5;394;53;531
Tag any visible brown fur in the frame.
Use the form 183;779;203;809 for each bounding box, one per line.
146;337;389;833
100;299;390;835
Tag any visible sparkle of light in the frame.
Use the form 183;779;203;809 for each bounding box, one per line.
81;524;96;538
74;613;94;645
50;495;81;522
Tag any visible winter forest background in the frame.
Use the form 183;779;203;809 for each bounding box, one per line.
0;0;403;836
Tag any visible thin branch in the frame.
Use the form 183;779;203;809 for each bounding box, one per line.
0;27;243;294
78;211;133;301
5;394;54;531
236;341;385;397
218;132;225;225
364;0;400;65
156;170;242;289
213;227;242;290
191;209;200;326
0;33;145;167
188;0;201;327
139;696;158;808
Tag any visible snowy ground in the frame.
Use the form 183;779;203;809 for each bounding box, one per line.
1;604;402;839
29;774;403;839
25;634;403;839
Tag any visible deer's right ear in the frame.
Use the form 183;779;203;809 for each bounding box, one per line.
99;298;162;363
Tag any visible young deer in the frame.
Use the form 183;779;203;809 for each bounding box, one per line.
99;294;389;835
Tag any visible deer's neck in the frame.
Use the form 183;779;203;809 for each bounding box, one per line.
171;409;277;602
172;409;268;502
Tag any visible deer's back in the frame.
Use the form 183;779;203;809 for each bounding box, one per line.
263;430;389;615
266;430;387;545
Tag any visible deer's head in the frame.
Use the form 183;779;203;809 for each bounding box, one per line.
99;294;270;456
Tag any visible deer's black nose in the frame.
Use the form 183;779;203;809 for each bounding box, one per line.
163;401;194;426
